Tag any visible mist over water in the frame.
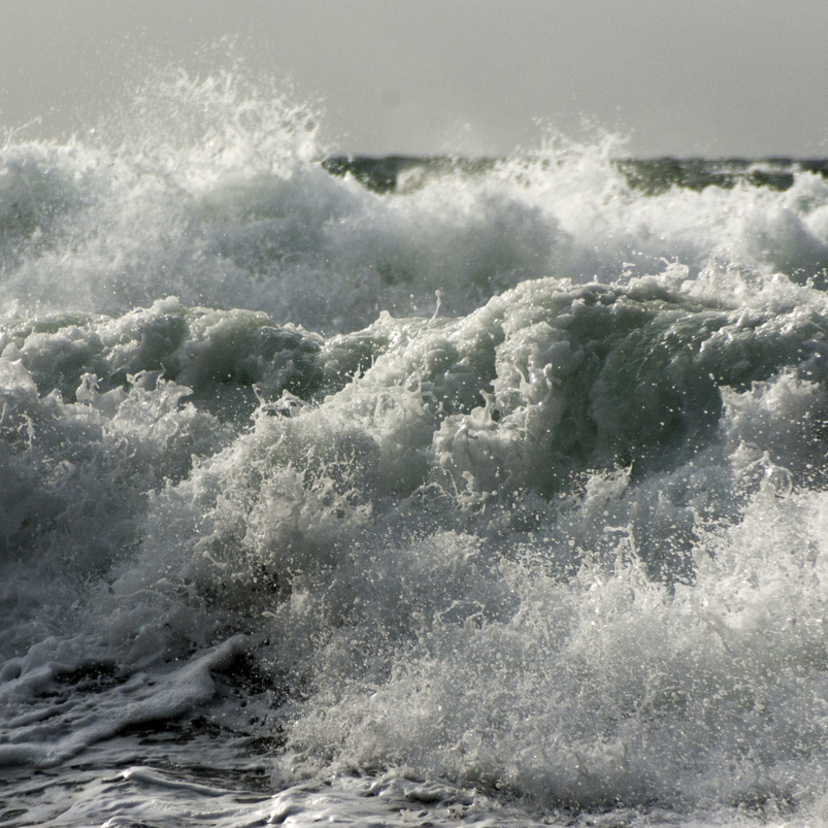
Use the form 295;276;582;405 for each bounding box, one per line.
4;66;828;825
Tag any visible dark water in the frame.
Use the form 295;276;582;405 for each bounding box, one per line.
323;153;828;196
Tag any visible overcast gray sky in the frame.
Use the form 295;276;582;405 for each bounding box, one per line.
2;0;828;158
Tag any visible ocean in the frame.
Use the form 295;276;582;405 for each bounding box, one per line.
4;70;828;826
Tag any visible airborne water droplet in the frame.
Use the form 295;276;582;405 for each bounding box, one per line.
764;464;793;498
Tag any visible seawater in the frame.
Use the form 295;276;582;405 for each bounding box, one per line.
4;69;828;826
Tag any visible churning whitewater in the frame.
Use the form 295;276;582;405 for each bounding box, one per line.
4;69;828;826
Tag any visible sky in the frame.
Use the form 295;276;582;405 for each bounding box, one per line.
2;0;828;158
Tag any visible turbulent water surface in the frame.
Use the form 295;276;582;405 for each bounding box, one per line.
5;71;828;826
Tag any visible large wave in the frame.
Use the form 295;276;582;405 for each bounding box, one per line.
4;66;828;824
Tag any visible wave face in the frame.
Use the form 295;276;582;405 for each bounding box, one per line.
5;70;828;825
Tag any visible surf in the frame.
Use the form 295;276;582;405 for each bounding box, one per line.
4;65;828;826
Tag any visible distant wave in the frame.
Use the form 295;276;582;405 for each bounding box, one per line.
322;153;828;194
